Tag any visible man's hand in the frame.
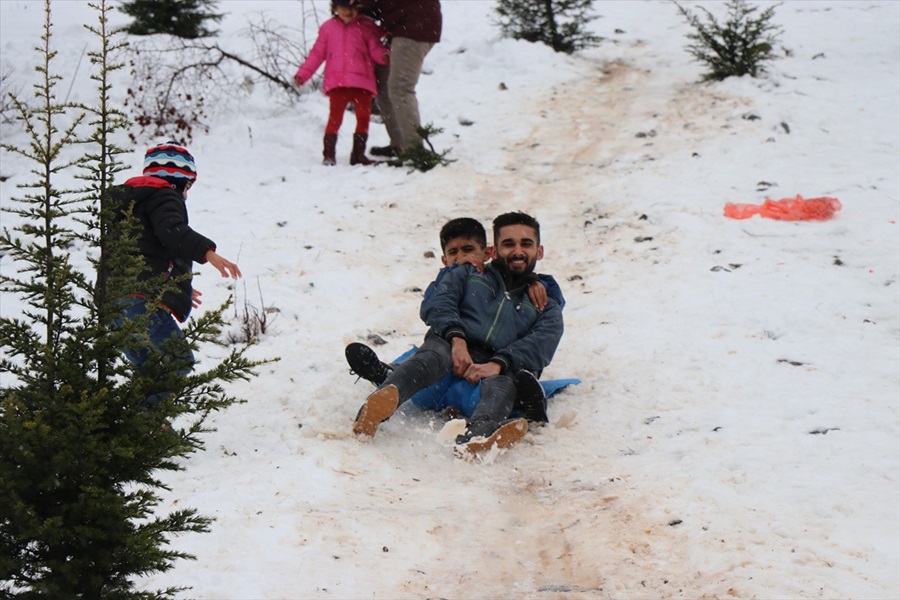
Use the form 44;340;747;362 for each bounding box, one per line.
205;249;242;279
191;289;203;309
450;337;473;377
462;361;502;384
455;255;486;273
527;281;548;311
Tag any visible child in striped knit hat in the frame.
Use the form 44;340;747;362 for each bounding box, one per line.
111;141;241;409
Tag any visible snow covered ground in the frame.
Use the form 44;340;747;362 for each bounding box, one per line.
1;0;898;598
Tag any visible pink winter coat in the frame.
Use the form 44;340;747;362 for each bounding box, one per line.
295;15;389;96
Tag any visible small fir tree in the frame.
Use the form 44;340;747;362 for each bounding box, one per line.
0;1;267;596
675;0;783;82
119;0;223;39
396;124;455;172
495;0;601;54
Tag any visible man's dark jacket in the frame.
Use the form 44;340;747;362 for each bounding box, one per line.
420;263;564;375
360;0;442;44
113;176;215;322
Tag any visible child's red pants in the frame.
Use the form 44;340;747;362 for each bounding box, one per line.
325;87;374;135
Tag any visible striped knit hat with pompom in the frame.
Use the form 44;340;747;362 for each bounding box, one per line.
143;141;197;191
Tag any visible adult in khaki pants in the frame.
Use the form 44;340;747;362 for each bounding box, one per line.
360;0;442;157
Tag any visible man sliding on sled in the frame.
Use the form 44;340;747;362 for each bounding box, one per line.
347;216;571;422
350;212;565;455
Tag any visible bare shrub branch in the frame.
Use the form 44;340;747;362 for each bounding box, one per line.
124;4;326;143
227;278;278;345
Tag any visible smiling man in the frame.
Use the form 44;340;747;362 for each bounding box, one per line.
352;211;564;455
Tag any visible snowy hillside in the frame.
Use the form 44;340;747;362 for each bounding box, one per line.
1;1;898;598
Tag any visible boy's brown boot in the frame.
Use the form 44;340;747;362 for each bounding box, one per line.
322;133;337;166
350;133;374;166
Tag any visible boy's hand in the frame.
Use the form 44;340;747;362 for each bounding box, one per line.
527;280;548;311
205;249;242;279
462;361;501;384
191;289;203;309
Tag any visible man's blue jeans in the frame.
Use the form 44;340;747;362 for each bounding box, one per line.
115;298;194;409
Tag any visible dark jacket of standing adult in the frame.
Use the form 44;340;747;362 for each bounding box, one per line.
112;175;216;322
360;0;442;43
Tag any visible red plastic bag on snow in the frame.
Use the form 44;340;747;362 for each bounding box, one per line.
724;195;842;221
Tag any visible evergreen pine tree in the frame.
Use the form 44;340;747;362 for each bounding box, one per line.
495;0;601;54
119;0;223;39
0;1;267;596
676;0;783;82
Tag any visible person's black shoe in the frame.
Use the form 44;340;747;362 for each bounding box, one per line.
345;342;392;386
454;418;497;445
370;145;399;158
515;370;548;423
454;417;528;455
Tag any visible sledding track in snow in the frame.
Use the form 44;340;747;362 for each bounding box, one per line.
306;59;761;600
380;45;898;597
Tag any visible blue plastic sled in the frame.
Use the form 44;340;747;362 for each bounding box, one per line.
392;346;580;418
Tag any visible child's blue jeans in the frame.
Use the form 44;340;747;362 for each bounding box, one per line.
115;298;194;409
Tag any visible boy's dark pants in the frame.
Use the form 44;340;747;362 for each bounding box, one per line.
378;330;515;423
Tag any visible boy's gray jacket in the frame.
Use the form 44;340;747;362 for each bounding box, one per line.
420;264;564;375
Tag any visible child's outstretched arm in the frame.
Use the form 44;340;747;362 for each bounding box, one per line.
204;248;242;279
293;22;330;87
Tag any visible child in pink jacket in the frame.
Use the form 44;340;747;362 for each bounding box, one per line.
294;0;390;166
